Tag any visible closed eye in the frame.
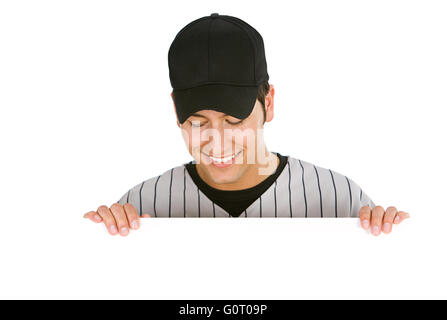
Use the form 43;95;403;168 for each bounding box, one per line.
189;120;207;127
226;119;243;125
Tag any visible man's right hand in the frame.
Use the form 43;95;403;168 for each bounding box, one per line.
83;203;151;236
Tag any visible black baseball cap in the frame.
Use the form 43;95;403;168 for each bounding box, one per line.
168;13;269;124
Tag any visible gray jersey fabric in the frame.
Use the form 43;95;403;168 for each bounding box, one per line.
117;153;375;218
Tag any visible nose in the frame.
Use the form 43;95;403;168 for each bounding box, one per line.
203;123;235;157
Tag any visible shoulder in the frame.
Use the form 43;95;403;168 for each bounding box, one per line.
139;163;188;189
284;154;375;216
287;154;364;189
286;155;346;179
117;163;188;205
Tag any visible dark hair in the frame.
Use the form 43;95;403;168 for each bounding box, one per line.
257;80;270;124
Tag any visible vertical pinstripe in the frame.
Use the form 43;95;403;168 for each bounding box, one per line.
138;181;145;216
313;165;323;217
197;186;201;217
259;196;262;217
299;160;308;218
212;202;216;217
153;175;161;217
287;162;292;217
360;188;363;201
183;167;186;217
126;190;130;203
244;209;247;217
168;168;173;217
345;176;352;215
329;169;338;218
274;180;277;217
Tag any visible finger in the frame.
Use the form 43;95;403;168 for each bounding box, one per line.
370;206;385;236
141;213;151;218
123;203;140;230
394;211;410;224
110;203;130;236
97;205;118;235
382;206;398;234
84;211;103;223
358;205;371;229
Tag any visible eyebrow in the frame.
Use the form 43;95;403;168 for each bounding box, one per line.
189;113;208;119
189;113;238;120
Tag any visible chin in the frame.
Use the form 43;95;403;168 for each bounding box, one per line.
206;165;241;184
198;161;246;186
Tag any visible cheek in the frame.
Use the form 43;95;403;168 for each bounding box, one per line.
234;126;258;150
181;128;194;152
181;127;209;153
232;130;246;148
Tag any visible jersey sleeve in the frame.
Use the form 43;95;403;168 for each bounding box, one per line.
346;177;376;217
115;172;164;216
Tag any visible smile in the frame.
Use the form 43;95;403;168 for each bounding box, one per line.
204;150;243;164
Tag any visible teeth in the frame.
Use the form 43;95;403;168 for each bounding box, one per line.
209;153;237;163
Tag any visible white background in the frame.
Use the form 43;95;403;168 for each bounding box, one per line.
0;0;446;299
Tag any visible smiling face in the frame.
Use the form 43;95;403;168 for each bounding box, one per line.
171;84;276;190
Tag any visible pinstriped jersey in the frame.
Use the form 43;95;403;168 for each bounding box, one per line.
117;153;375;218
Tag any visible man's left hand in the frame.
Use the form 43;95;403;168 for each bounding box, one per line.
359;205;410;236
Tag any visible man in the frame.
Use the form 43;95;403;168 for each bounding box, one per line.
83;13;409;236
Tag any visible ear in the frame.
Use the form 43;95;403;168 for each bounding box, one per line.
171;91;181;128
264;84;275;123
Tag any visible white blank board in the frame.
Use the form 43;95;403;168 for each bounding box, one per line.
1;215;445;299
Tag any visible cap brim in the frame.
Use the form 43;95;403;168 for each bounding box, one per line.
173;84;259;124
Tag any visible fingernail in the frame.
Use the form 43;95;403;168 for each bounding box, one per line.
94;214;102;222
110;225;118;234
131;220;139;229
120;227;129;236
383;223;391;233
394;216;400;224
372;226;380;236
362;220;369;229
